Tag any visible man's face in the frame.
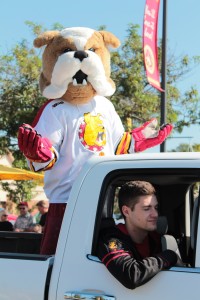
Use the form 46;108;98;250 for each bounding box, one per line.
123;194;158;232
37;205;48;214
1;213;8;221
18;205;28;216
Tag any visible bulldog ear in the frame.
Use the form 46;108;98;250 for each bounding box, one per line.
99;31;121;49
33;30;60;48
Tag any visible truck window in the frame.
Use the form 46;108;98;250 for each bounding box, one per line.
93;169;200;269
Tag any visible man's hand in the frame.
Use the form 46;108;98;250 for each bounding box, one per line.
132;118;173;152
157;249;178;269
18;124;53;162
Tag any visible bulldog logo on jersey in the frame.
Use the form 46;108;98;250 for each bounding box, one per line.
78;112;106;152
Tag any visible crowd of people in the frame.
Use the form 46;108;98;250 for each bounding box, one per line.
0;200;49;233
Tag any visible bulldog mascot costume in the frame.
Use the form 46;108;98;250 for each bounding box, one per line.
18;27;172;254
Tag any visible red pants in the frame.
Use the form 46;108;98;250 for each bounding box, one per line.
40;203;67;255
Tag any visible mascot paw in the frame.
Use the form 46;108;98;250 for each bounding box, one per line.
18;124;53;162
132;119;173;152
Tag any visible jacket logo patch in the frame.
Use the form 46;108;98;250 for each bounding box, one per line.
108;239;122;251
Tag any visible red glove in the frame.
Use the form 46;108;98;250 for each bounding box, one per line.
18;124;53;162
132;118;173;152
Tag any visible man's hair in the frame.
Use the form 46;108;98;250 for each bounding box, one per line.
118;181;156;217
36;200;49;208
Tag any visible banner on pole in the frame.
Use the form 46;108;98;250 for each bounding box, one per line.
143;0;163;91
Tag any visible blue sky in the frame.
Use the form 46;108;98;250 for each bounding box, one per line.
0;0;200;151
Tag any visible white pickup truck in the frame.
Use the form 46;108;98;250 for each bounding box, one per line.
0;152;200;300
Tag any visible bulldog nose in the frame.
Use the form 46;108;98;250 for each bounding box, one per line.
74;51;88;62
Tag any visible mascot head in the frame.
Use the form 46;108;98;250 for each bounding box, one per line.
34;27;120;104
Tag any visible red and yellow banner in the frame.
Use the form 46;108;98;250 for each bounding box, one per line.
143;0;163;91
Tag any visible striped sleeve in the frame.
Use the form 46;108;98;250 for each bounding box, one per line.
115;132;132;155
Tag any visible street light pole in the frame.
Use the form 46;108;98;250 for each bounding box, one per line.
160;0;167;152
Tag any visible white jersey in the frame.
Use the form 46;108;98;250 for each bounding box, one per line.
30;96;127;204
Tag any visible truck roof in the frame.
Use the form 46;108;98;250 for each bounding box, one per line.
84;152;200;168
74;152;200;190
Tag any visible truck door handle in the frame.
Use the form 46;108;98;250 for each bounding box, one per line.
64;291;115;299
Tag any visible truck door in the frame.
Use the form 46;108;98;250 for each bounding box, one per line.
54;212;200;300
50;193;200;299
52;167;200;300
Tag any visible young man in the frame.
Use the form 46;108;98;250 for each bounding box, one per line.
97;181;178;289
14;202;35;232
36;200;49;229
0;210;13;231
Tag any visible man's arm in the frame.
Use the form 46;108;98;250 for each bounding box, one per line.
97;235;177;289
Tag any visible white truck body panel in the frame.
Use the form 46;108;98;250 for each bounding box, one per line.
0;255;53;300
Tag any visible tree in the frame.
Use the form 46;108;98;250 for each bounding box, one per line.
0;21;64;157
171;143;200;152
110;24;200;130
0;22;54;202
0;22;65;202
1;180;37;203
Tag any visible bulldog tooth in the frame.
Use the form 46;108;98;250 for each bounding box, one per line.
83;79;87;86
73;78;78;86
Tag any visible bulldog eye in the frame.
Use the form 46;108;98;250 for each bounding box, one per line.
88;48;95;52
62;48;73;53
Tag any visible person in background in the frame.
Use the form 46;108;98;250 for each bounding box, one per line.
97;180;179;290
14;202;35;232
0;210;13;231
36;200;49;230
